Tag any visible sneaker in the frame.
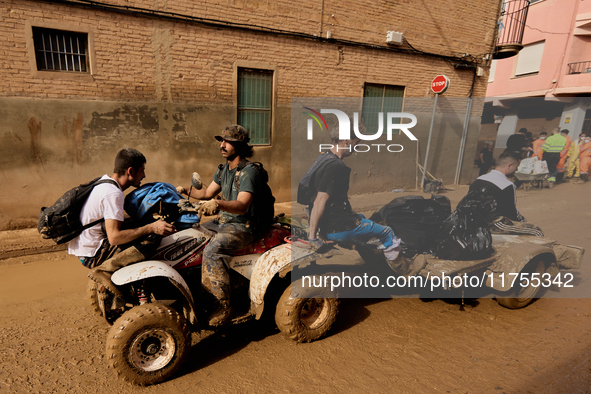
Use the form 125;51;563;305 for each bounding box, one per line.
387;254;428;277
208;300;232;326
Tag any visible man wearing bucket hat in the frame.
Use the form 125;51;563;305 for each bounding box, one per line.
177;125;275;326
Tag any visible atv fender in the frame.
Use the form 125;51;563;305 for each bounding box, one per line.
111;261;198;326
249;244;293;319
485;242;557;292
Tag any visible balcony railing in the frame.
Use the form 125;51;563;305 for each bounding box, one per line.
494;0;531;59
567;61;591;75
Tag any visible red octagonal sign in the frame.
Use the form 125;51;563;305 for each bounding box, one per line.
431;75;450;94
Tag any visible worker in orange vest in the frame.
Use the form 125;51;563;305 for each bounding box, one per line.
532;131;547;160
556;129;572;182
576;135;591;184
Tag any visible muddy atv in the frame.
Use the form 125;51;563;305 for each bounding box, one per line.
87;204;338;386
299;234;584;309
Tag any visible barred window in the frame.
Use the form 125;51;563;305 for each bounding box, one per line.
238;68;273;145
32;27;88;72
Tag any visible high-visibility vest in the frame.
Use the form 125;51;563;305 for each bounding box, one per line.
542;134;566;153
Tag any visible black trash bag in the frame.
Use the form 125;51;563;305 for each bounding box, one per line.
370;195;451;257
430;205;493;260
456;184;499;223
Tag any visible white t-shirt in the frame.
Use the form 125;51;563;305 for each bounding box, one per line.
68;175;124;258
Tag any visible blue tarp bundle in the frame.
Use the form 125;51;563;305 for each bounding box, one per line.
124;182;200;224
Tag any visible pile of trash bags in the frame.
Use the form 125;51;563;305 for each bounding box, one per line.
371;192;495;260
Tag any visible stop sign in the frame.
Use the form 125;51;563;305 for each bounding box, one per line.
431;75;450;94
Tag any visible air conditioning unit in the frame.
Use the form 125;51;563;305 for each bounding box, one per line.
386;31;403;45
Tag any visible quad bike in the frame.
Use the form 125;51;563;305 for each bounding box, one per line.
87;175;338;386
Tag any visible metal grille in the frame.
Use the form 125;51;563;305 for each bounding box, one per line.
362;84;404;135
567;61;591;75
33;27;88;72
238;68;272;145
497;0;530;47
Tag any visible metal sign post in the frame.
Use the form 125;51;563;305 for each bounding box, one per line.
422;75;450;190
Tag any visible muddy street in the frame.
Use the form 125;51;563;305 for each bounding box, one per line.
1;183;591;393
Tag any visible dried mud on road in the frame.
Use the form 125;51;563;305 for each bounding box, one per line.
1;184;591;393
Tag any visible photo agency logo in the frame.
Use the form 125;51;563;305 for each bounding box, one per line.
302;107;418;153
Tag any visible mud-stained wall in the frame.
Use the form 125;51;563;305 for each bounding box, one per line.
0;98;292;229
290;98;484;200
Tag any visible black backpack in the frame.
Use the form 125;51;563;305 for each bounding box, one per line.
37;177;119;245
297;153;338;206
233;161;276;226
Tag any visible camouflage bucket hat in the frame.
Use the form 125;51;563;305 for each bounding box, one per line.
215;125;251;145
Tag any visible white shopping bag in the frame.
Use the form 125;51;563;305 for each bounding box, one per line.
517;156;538;174
533;160;549;174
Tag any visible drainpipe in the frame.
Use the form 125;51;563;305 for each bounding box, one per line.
319;0;325;37
454;67;477;185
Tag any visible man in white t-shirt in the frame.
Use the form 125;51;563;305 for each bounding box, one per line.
69;148;175;291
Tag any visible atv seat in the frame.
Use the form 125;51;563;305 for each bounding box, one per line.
234;225;291;255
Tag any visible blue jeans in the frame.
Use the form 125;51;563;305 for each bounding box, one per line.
326;216;397;250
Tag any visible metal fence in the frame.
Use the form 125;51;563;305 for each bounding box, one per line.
497;0;530;47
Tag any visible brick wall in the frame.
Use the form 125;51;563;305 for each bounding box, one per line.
1;0;497;101
0;0;499;229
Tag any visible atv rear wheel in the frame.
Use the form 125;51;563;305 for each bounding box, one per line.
106;303;191;386
496;259;546;309
275;283;339;343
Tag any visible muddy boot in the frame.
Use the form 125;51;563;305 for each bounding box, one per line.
88;246;145;297
88;270;124;299
387;254;428;278
208;299;232;327
575;174;588;184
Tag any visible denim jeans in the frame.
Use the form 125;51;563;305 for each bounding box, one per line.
326;215;397;250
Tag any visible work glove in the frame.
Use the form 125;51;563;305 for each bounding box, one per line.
198;199;219;218
176;185;186;195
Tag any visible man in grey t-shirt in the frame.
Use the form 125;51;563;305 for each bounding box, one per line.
177;125;274;326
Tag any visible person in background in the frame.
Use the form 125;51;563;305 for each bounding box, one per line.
556;129;572;183
458;152;543;237
566;133;586;180
532;131;547;161
504;127;528;157
542;127;566;185
478;141;494;176
525;131;534;155
575;135;591;184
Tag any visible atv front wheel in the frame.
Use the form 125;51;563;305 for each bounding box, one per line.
106;303;191;385
275;283;339;343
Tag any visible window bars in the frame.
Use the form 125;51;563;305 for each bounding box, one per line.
33;27;88;72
